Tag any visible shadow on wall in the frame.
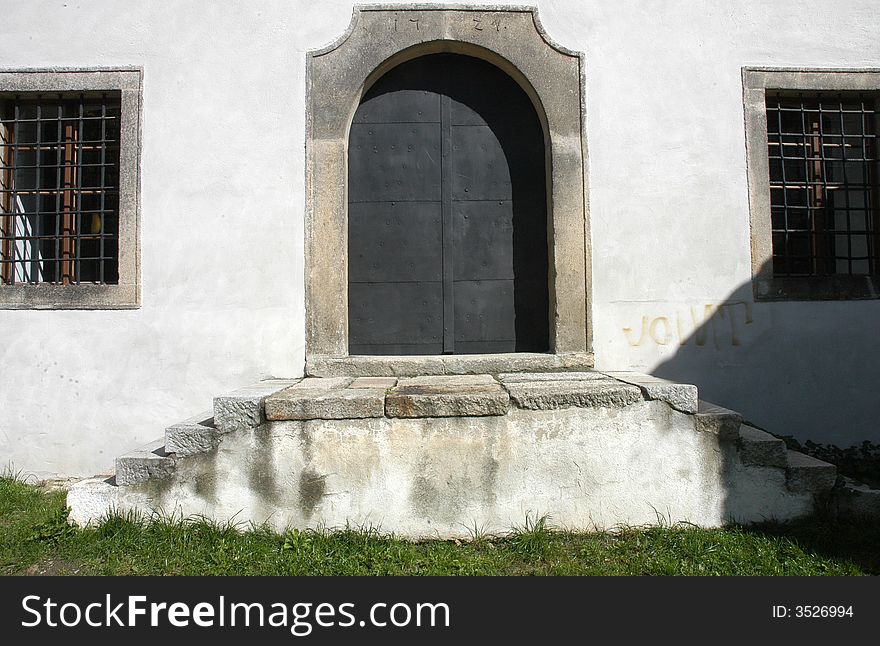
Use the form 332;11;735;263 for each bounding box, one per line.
644;259;880;448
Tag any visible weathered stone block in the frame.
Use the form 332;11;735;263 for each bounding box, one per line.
786;450;837;493
834;477;880;519
115;439;175;485
290;376;352;390
737;424;788;468
505;380;642;410
213;379;299;433
165;411;218;457
306;352;595;377
398;374;497;387
266;387;385;420
66;477;118;527
350;376;397;389
603;372;698;413
385;384;509;417
498;371;605;383
694;401;743;440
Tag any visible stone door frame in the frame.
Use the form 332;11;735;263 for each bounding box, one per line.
305;5;592;369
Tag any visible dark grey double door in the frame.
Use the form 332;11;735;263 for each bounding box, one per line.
348;54;548;355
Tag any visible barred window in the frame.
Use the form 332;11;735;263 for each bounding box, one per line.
1;93;121;285
766;92;879;277
0;70;140;309
744;69;880;300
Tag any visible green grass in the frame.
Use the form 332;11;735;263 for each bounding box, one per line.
1;477;876;576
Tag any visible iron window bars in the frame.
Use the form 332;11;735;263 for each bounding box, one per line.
0;92;121;286
766;91;879;277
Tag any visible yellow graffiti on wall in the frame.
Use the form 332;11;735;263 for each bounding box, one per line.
622;301;754;349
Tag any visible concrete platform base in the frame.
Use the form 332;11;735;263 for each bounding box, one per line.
67;371;838;538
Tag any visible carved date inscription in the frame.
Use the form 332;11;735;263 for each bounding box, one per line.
473;16;503;32
392;17;421;31
389;13;505;33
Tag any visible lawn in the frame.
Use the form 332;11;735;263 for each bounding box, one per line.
1;476;877;576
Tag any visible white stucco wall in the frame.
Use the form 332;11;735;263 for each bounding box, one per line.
1;0;879;478
575;0;880;447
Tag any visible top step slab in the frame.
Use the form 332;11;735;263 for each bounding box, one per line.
499;375;642;410
306;352;594;377
386;375;510;417
263;372;672;420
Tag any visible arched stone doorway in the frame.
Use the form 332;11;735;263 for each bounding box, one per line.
347;53;549;355
306;6;591;373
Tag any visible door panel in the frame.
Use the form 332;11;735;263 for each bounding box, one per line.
348;123;442;203
348;281;443;348
452;201;514;281
348;53;548;355
453;279;516;350
451;125;511;201
349;201;442;282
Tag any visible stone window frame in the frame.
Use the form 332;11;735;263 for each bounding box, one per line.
743;67;880;301
305;5;592;373
0;68;142;309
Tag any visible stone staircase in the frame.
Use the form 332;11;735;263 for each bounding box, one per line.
67;370;839;538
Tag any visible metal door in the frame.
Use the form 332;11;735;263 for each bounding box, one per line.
348;54;548;355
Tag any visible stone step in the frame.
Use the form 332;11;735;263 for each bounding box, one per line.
737;424;788;468
266;377;386;420
265;374;513;419
602;371;698;413
694;400;743;440
213;378;300;432
164;411;218;457
350;376;398;389
307;352;595;377
110;375;804;493
833;477;880;518
498;371;606;383
249;373;708;422
502;376;643;410
785;449;837;493
75;370;847;535
115;438;175;486
386;375;509;417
